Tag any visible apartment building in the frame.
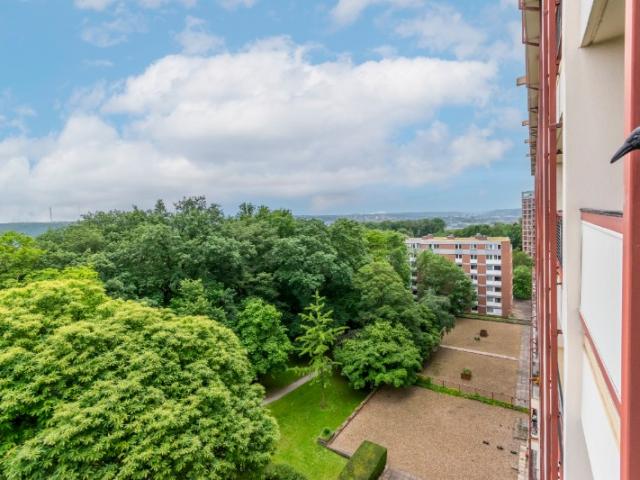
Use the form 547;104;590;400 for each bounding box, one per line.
521;1;640;479
406;234;513;317
522;190;536;258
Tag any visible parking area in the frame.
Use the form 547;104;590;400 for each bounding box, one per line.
329;386;526;480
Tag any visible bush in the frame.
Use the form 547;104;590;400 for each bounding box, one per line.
338;440;387;480
319;427;334;442
262;463;308;480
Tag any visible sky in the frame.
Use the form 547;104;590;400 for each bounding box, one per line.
0;0;531;221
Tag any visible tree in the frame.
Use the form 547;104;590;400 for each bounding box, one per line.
415;250;476;316
295;292;346;408
514;265;533;300
419;290;455;333
335;321;422;389
353;261;415;326
364;230;411;285
0;231;44;287
513;249;533;269
0;277;278;479
232;298;292;376
169;278;230;322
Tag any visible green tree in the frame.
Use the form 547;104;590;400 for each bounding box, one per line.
0;231;44;287
364;230;411;284
419;290;455;333
514;265;533;300
415;250;476;316
513;249;533;269
232;298;292;376
0;277;278;479
335;321;422;389
296;292;346;408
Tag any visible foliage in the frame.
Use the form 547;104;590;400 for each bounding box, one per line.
363;229;410;284
232;298;292;376
513;265;533;300
415;376;529;413
415;250;476;316
262;463;308;480
337;440;387;480
513;249;533;269
296;292;346;407
446;222;522;250
267;374;368;480
353;261;442;358
419;290;455;333
361;217;445;237
335;321;422;389
0;277;278;479
169;278;228;321
0;231;44;287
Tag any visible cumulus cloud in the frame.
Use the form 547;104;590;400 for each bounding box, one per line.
0;37;508;221
175;16;224;55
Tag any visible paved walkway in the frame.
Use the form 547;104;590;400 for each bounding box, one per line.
262;373;316;405
439;344;519;361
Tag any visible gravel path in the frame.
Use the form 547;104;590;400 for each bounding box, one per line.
330;387;526;480
262;373;316;405
440;344;519;361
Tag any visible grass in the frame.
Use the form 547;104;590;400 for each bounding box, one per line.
415;375;529;413
267;373;369;480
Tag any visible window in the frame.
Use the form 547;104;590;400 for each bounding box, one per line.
493;265;501;271
455;243;463;249
487;307;494;313
494;276;502;282
470;264;477;271
471;274;478;280
471;254;477;260
455;254;462;259
471;243;477;249
495;287;501;292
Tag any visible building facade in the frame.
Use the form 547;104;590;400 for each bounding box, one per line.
522;190;536;257
406;234;513;317
521;1;640;479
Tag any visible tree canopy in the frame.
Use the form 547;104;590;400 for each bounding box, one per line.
0;276;278;479
513;265;533;300
414;250;476;316
335;321;422;389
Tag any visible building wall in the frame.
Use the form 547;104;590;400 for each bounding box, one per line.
406;236;513;317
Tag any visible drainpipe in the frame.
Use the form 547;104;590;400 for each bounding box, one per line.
621;2;640;479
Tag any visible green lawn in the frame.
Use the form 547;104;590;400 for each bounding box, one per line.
267;374;369;480
260;360;305;395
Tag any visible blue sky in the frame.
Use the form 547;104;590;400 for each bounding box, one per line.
0;0;530;221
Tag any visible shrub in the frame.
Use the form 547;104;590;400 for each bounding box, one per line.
338;440;387;480
319;427;334;442
262;463;308;480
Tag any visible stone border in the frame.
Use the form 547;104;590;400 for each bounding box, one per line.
319;388;379;455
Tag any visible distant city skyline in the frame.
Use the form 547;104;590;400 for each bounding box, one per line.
0;0;530;222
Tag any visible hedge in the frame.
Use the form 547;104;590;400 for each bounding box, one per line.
338;440;387;480
262;463;308;480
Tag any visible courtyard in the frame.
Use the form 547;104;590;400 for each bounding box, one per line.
329;386;527;480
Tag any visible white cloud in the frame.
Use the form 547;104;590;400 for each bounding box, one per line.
75;0;197;10
175;16;224;55
75;0;117;11
218;0;256;9
330;0;422;26
0;38;508;221
81;9;146;47
395;5;486;59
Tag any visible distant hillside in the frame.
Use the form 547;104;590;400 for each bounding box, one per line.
301;209;521;228
0;222;72;237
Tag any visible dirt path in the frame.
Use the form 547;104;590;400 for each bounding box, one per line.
262;372;316;405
